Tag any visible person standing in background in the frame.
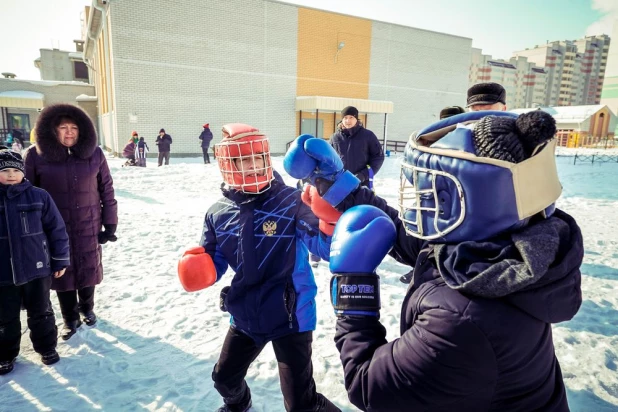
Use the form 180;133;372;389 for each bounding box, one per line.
315;106;384;268
199;123;213;164
330;106;384;189
135;135;149;167
467;82;507;112
11;137;24;154
155;128;172;166
24;104;118;341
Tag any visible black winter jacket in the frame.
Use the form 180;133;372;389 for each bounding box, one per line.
155;134;173;152
334;187;582;411
330;123;384;185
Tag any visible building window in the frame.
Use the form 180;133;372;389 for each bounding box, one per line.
73;61;89;81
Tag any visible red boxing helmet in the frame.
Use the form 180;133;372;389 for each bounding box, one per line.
214;123;274;193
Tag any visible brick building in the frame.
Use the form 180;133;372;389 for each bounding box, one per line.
82;0;472;155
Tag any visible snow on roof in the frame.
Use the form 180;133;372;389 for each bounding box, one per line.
76;94;97;102
511;105;609;124
0;78;91;86
0;90;44;99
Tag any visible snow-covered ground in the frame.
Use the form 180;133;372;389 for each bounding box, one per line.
2;147;618;411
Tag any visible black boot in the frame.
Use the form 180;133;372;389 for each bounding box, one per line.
0;359;15;375
82;311;97;327
316;393;341;411
399;269;414;284
215;399;252;412
61;319;82;341
41;350;60;365
217;383;252;412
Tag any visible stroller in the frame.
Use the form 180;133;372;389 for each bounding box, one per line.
122;157;138;167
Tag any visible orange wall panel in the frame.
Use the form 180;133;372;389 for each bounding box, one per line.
297;8;371;99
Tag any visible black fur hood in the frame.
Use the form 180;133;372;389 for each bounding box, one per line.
34;104;98;162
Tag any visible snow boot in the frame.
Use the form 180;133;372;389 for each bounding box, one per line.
217;384;252;412
317;393;342;411
83;311;97;327
215;399;252;412
0;359;15;375
61;319;82;341
41;350;60;366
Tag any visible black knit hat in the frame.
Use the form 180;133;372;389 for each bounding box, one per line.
159;128;165;133
341;106;359;118
467;82;506;107
440;106;465;119
473;111;556;163
0;149;25;173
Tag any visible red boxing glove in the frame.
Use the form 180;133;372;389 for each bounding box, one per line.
178;246;217;292
302;185;342;236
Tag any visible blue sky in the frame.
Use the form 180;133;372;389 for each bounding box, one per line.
1;0;617;81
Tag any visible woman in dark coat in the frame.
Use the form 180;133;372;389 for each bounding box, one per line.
24;104;118;340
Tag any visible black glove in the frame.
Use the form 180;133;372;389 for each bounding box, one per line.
98;224;118;244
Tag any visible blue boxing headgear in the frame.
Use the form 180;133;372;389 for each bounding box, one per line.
399;110;561;243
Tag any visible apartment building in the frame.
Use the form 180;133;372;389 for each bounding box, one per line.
469;48;547;109
513;35;610;107
601;22;618;121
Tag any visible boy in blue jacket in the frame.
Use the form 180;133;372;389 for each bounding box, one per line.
0;150;70;375
177;124;340;412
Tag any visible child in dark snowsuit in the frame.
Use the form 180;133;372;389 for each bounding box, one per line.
0;150;70;375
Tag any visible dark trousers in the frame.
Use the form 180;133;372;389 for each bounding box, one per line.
158;151;170;166
212;327;337;411
0;276;57;361
202;146;211;164
56;286;95;323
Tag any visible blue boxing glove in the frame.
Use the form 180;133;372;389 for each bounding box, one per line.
330;205;397;317
284;134;360;207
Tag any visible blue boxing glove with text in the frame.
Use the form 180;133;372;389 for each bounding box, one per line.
329;205;397;317
284;134;360;206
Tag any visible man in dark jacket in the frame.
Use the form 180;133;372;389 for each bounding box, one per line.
285;110;582;411
330;106;384;189
155;128;172;166
198;123;213;164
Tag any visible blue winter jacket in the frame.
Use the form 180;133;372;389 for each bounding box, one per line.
333;188;582;411
0;179;70;286
200;178;331;344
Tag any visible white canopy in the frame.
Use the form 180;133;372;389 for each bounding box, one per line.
0;90;44;109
